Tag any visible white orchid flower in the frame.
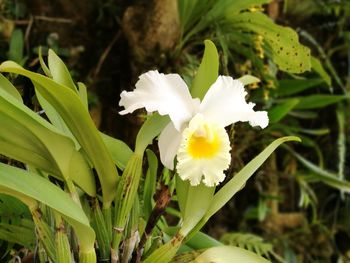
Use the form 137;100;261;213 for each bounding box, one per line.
119;70;268;187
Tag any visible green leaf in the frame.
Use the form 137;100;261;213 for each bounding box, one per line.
229;12;311;73
0;221;35;249
101;133;133;170
8;29;24;65
294;95;349;109
135;114;169;154
277;78;324;97
185;231;222;250
48;49;77;91
206;136;300;219
38;46;52;77
78;82;89;109
0;194;31;220
0;163;96;254
0;61;117;206
193;246;271;263
286;147;350;192
268;99;299;123
0;73;22;102
191;40;219;100
0;87;96;196
180;183;215;235
35;82;79;146
311;57;331;86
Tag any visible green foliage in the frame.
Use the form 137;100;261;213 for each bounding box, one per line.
177;0;311;76
0;61;118;206
221;233;273;257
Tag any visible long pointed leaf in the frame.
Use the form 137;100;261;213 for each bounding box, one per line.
0;61;117;206
206;136;300;218
0;163;95;254
0;88;96;196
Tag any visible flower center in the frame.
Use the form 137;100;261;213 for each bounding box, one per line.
188;124;220;158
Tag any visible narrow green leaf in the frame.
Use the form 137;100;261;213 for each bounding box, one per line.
206;136;300;219
0;87;96;196
0;73;22;102
0;163;96;254
38;46;52;77
294;95;349;109
8;29;24;65
0;222;35;249
78;82;88;109
191;40;219;100
277;78;324;97
135;114;169;154
286;147;350;192
48;49;77;91
268;99;299;123
0;61;117;206
311;57;331;86
35;82;79;145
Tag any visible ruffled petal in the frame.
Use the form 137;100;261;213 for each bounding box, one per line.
119;70;195;130
158;122;182;170
176;114;231;186
199;76;269;129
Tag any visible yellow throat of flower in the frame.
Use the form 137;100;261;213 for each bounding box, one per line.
187;124;220;158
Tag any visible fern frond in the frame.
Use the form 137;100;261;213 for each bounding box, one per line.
220;232;273;257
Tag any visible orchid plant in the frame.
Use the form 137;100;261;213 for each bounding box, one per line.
0;40;299;263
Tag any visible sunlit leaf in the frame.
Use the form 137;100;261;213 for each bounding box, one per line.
0;163;96;255
0;73;22;102
48;49;77;91
206;136;300;219
193;246;271;263
0;61;117;206
191;40;219;100
0;87;96;196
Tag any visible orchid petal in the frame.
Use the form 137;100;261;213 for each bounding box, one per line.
119;70;195;130
199;76;269;129
158;122;182;170
176;114;231;186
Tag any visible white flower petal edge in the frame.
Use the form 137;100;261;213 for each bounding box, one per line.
176;114;231;186
119;70;195;130
118;71;269;187
158;122;182;170
199;76;269;129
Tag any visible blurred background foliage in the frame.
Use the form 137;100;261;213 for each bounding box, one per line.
0;0;350;262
